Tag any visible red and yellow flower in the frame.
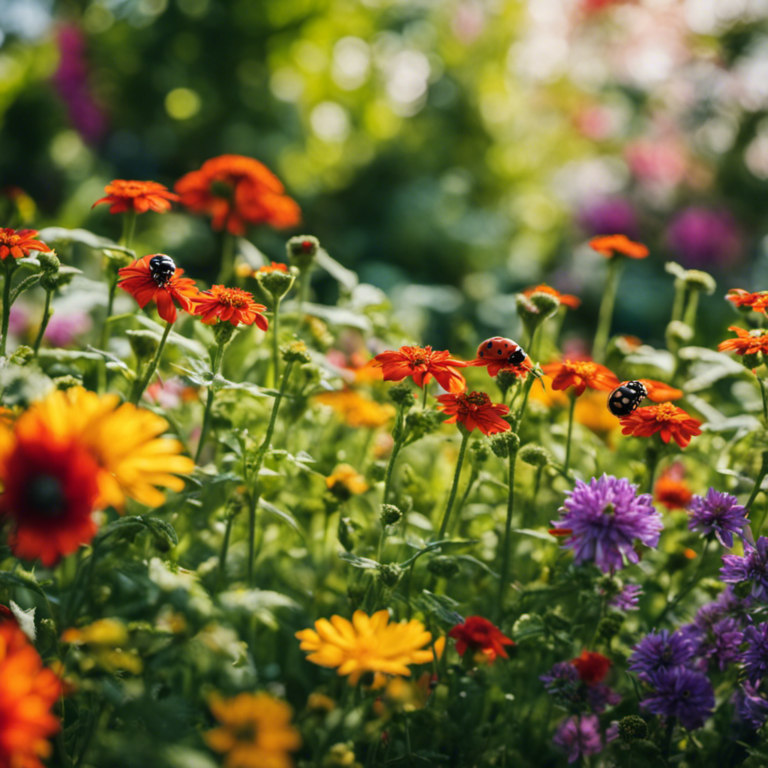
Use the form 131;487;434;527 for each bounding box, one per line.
92;180;179;215
448;616;514;663
541;359;620;397
726;289;768;314
436;391;510;435
371;345;467;394
571;650;611;686
620;402;702;449
718;326;768;357
0;228;51;261
521;283;581;309
589;234;649;259
191;285;269;329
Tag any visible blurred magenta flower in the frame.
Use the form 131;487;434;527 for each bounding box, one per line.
43;311;92;347
667;206;742;268
577;197;639;238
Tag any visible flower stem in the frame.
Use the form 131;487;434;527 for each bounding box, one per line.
32;289;53;355
271;295;282;388
217;230;235;285
437;430;470;539
497;444;519;620
516;374;536;424
195;340;225;464
383;403;407;504
670;279;686;324
121;210;137;250
563;394;576;476
0;261;16;358
217;513;235;588
130;320;173;405
745;450;768;515
683;289;700;329
645;442;660;495
758;377;768;425
99;277;118;352
593;256;623;363
298;267;311;327
656;540;709;625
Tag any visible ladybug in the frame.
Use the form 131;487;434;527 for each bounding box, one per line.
476;337;527;366
608;380;648;417
149;254;176;287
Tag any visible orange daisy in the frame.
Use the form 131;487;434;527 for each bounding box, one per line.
589;234;649;259
175;154;301;236
541;359;620;397
718;326;768;357
726;289;768;314
654;464;693;510
571;650;611;686
118;254;200;324
191;285;269;329
92;179;179;215
0;621;62;768
436;391;511;436
258;261;289;273
636;379;683;402
371;345;467;394
620;402;702;449
0;228;51;261
521;283;581;309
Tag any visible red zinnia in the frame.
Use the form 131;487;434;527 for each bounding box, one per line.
436;391;510;436
571;650;611;686
175;154;301;236
0;228;51;261
371;345;467;394
654;464;693;510
448;616;514;663
522;283;581;309
620;402;702;449
118;254;200;324
191;285;269;330
590;234;649;259
541;359;620;397
718;326;768;357
92;179;179;215
726;289;768;314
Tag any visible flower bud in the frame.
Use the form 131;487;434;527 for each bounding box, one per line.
427;556;460;579
38;250;60;274
212;321;237;347
518;444;551;468
323;742;361;768
470;439;491;464
40;273;59;292
257;267;296;300
281;340;311;364
683;269;716;295
388;382;414;407
380;504;402;526
496;368;521;396
595;614;624;643
368;461;388;482
405;408;441;439
126;330;160;362
105;250;135;270
665;320;694;345
527;290;560;318
287;235;320;270
54;375;83;390
618;715;649;744
337;516;356;552
490;431;520;459
8;346;33;366
377;563;402;588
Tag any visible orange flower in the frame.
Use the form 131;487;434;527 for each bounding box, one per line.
436;391;510;435
118;254;200;324
726;289;768;314
0;228;51;261
654;464;693;510
0;622;62;768
718;326;768;357
590;234;649;259
92;179;179;215
620;402;702;449
191;285;268;329
638;379;683;402
314;390;394;429
541;359;620;397
571;650;611;686
258;261;289;273
371;345;467;394
522;283;581;309
175;154;301;236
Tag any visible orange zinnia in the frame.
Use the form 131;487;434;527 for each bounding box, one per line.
718;326;768;357
92;179;179;215
636;379;683;402
0;228;51;261
191;285;269;329
654;464;693;510
0;622;62;768
371;345;467;394
589;234;649;259
258;261;289;273
118;254;200;324
620;402;702;449
541;359;620;397
522;283;581;309
175;154;301;236
436;391;511;435
726;289;768;314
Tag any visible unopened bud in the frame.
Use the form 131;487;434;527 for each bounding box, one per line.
427;556;460;579
54;375;82;390
378;563;401;588
618;715;648;744
257;268;296;299
518;444;550;468
369;461;387;482
38;250;60;274
8;346;34;366
380;504;402;526
683;269;716;295
126;330;160;362
287;235;320;270
388;382;414;407
666;320;694;345
490;431;520;459
470;440;491;464
281;340;311;364
337;516;356;552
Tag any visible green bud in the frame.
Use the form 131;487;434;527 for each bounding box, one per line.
40;273;59;292
518;444;551;468
618;715;649;744
106;250;135;271
596;574;622;598
38;250;60;274
337;516;356;552
300;362;321;387
377;563;401;588
126;330;160;362
324;742;359;768
257;268;296;299
368;461;387;483
281;340;311;364
8;346;34;366
212;322;237;347
287;234;320;270
496;368;521;396
53;375;83;390
470;439;491;464
388;382;414;407
380;504;402;526
405;408;441;439
595;614;624;643
427;556;460;579
684;269;716;295
225;487;248;520
527;290;560;319
490;431;520;459
665;320;694;345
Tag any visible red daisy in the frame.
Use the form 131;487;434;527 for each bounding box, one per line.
541;359;620;397
620;402;702;449
371;345;467;394
589;234;649;259
571;650;611;686
191;285;269;329
92;180;179;215
436;391;510;435
0;228;51;261
448;616;514;663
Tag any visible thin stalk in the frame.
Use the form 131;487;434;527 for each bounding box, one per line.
32;289;53;355
683;289;700;329
670;279;687;323
422;382;429;410
497;446;518;620
563;394;576;476
99;278;118;351
437;430;470;539
516;374;536;424
298;266;311;327
271;296;282;388
130;320;173;405
758;377;768;425
0;261;15;357
745;450;768;514
195;341;225;463
217;230;235;285
121;210;137;250
592;256;623;363
383;404;407;504
217;514;235;588
645;442;661;495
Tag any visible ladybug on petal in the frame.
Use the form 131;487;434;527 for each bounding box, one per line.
469;337;532;377
608;380;648;417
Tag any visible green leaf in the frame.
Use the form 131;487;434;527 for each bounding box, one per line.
314;248;359;291
258;499;304;536
9;273;41;304
295;302;371;331
144;518;179;551
338;552;380;569
415;590;464;626
133;315;208;357
86;346;136;381
37;227;135;256
512;528;555;542
0;569;46;597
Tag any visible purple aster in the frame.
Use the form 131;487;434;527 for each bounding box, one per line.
551;475;663;573
721;537;768;600
629;630;695;679
690;617;744;672
609;583;642;611
692;587;752;634
743;623;768;686
577;197;639;238
641;667;715;731
552;714;603;764
688;489;748;548
541;662;580;707
734;682;768;730
587;684;621;713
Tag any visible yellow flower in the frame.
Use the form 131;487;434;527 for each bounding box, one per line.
315;390;394;429
24;387;194;509
61;619;143;674
205;692;301;768
295;610;435;685
326;464;369;499
574;390;621;444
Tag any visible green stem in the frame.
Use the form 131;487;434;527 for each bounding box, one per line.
758;377;768;425
195;341;225;463
563;394;576;476
422;382;429;410
99;277;118;352
32;289;53;355
383;404;407;504
656;540;709;625
217;230;235;285
130;320;173;405
437;430;470;539
683;289;700;329
497;445;518;620
516;373;536;424
745;450;768;515
298;266;311;327
121;210;137;250
218;514;235;588
646;442;661;495
670;279;687;324
593;256;623;363
271;295;282;388
0;261;16;358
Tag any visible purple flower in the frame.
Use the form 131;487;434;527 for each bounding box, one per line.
577;197;639;238
609;583;642;611
587;684;621;713
551;475;663;573
552;715;603;764
667;206;742;268
688;489;748;548
743;623;768;686
629;630;694;679
721;537;768;600
641;667;715;730
541;661;619;713
734;682;768;729
690;618;744;672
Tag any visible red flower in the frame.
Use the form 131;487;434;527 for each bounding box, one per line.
726;289;768;314
175;154;301;236
448;616;514;662
92;180;179;215
541;359;620;397
118;254;200;324
638;379;683;402
371;345;467;394
0;228;51;261
620;402;702;449
436;391;510;435
654;464;693;510
191;285;269;329
718;326;768;357
522;283;581;309
571;650;611;686
590;234;649;259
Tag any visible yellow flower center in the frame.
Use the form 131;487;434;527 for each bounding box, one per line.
564;360;596;376
0;233;20;246
652;402;678;422
213;287;250;308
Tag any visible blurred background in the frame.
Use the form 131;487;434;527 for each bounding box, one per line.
1;0;768;348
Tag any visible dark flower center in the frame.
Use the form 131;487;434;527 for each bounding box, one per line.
234;722;258;742
25;474;67;517
211;180;235;200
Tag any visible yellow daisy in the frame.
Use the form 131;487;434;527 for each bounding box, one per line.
326;464;369;499
314;390;394;429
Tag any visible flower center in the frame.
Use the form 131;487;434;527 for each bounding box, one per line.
24;474;66;517
653;402;678;422
234;721;258;742
214;288;249;308
0;233;20;246
564;360;596;377
461;391;491;408
211;180;235;200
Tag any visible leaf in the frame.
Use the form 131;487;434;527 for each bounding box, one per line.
314;248;359;290
9;273;41;304
624;348;676;376
0;569;46;597
338;552;380;569
236;238;271;268
144;518;179;551
512;528;556;542
37;348;103;362
295;302;372;331
415;590;464;626
86;346;136;381
37;227;135;256
258;499;304;536
133;315;208;357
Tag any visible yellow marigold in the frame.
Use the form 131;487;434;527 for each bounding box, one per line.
295;610;435;686
315;390;394;429
25;387;194;509
574;390;621;444
528;376;569;409
326;464;368;499
205;692;301;768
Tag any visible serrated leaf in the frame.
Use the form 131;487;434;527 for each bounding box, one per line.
415;590;464;626
144;518;179;550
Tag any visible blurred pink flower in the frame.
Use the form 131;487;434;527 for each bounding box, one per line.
667;207;742;268
43;311;92;347
144;377;188;410
625;140;687;187
577;198;639;238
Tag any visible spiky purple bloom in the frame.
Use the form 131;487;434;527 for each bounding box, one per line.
609;583;642;611
641;667;715;730
629;630;694;679
541;662;620;714
743;623;768;686
688;489;748;548
588;684;621;713
552;715;603;764
690;618;744;672
551;475;663;573
734;682;768;729
721;537;768;600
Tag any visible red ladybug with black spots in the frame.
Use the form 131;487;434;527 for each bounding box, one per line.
475;337;527;366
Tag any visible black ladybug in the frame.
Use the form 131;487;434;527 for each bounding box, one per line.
608;380;648;417
149;254;176;287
